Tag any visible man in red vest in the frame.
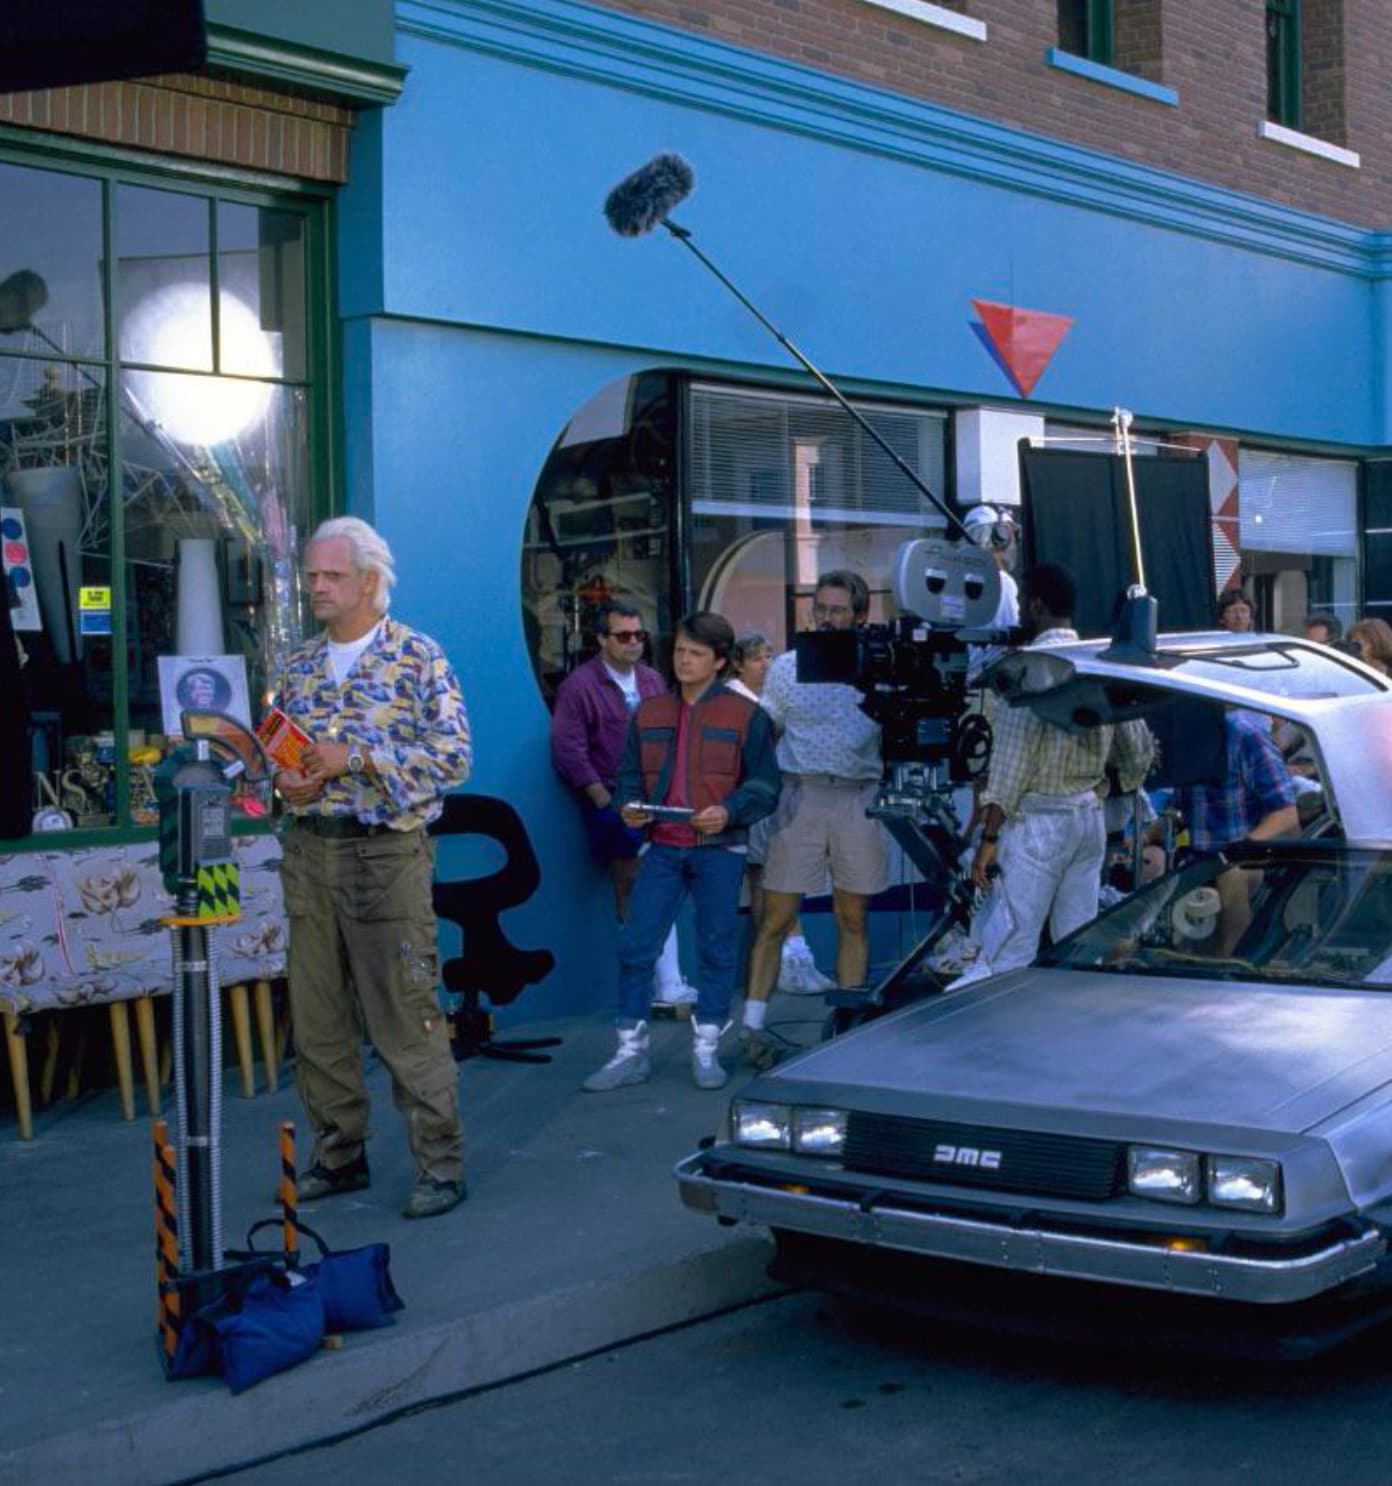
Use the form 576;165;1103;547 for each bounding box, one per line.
583;612;780;1093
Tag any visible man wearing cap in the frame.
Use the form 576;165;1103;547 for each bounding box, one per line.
962;503;1020;684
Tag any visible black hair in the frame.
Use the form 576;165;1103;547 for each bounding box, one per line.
1215;589;1253;624
815;569;870;618
593;600;642;638
1304;610;1342;641
676;611;735;669
1022;563;1076;623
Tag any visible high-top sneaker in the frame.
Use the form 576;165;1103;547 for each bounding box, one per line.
690;1018;731;1090
582;1021;651;1092
777;940;838;995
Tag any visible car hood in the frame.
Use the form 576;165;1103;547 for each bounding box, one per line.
772;969;1392;1135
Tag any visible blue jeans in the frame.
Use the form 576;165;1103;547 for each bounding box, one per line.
617;844;747;1026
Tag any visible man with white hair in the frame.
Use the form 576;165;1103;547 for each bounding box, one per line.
273;516;473;1220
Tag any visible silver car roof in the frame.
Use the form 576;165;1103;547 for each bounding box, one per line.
986;631;1392;842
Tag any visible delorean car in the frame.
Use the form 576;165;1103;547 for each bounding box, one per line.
677;633;1392;1343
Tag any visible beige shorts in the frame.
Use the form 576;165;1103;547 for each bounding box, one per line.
761;775;889;897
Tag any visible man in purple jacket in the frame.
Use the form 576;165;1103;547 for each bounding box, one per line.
550;603;696;1005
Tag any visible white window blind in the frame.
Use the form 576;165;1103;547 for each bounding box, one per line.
687;382;947;529
1238;450;1357;557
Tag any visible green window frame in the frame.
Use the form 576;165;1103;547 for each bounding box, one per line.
1267;0;1302;129
1058;0;1115;67
0;137;338;851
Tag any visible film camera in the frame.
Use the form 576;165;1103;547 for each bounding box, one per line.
794;538;1017;1026
795;538;1008;773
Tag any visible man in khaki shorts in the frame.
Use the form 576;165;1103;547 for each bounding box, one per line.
741;570;888;1067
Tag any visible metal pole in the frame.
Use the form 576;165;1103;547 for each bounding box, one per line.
174;883;216;1273
1112;406;1147;593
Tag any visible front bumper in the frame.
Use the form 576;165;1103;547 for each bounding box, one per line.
676;1153;1385;1305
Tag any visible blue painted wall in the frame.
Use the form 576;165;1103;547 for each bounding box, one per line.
335;0;1392;1017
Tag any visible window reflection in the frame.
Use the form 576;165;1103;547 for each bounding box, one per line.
218;202;306;381
116;184;212;370
0;162;104;361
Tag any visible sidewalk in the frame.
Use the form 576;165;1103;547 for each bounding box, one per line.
0;1005;824;1486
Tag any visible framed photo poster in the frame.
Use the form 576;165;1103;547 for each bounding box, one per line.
158;654;252;735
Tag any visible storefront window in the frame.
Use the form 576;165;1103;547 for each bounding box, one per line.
1;156;323;841
520;374;948;699
521;372;678;701
687;382;947;646
1238;449;1358;633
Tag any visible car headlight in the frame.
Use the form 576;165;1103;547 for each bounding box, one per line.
1207;1155;1282;1214
732;1100;791;1149
1127;1146;1201;1204
792;1108;847;1156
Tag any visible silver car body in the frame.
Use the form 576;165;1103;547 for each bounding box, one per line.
677;632;1392;1307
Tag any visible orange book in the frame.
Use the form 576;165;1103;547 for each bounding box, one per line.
257;707;313;771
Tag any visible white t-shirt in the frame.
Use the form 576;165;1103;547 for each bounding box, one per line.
603;661;642;713
327;621;383;685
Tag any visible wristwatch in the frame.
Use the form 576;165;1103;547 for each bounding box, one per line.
347;747;366;776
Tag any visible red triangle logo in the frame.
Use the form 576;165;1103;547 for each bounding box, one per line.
971;299;1074;397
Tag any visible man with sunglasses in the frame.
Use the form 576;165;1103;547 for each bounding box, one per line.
551;602;695;1004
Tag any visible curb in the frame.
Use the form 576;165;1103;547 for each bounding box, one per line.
0;1236;781;1486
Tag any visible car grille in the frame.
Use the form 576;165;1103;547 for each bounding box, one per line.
843;1111;1125;1201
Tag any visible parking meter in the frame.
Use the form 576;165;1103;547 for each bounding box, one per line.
154;712;271;1274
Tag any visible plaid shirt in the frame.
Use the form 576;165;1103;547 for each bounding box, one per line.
1172;709;1296;851
273;616;473;830
981;629;1154;818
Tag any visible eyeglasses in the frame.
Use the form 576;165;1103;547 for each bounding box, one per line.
812;603;853;620
607;628;648;643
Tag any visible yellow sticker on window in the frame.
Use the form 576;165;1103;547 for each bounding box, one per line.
79;586;111;611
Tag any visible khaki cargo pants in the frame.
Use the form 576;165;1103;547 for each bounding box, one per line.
280;824;462;1184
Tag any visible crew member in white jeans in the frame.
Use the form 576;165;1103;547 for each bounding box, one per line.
960;565;1154;984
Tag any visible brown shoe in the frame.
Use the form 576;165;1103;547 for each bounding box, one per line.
402;1174;467;1220
294;1153;370;1202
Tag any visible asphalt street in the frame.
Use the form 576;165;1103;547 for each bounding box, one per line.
209;1289;1392;1486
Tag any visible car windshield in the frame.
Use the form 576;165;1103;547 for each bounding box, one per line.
1155;644;1382;701
1040;847;1392;988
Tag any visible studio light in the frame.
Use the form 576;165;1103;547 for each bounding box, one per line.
124;285;273;447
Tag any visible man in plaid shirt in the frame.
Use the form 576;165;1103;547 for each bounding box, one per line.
1171;710;1298;854
962;565;1154;982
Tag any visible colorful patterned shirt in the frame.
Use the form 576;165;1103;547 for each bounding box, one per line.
981;628;1154;818
273;615;473;831
1172;709;1296;852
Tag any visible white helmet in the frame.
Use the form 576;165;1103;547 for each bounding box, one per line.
962;504;1016;551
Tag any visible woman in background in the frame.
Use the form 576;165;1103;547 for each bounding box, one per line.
728;631;835;998
1348;617;1392;675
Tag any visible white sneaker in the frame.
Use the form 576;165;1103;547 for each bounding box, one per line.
582;1022;651;1092
691;1019;731;1090
653;978;699;1006
777;945;837;996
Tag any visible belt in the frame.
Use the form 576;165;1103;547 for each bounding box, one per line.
790;773;879;788
292;814;394;839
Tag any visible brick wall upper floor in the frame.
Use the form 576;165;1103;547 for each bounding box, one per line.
583;0;1392;228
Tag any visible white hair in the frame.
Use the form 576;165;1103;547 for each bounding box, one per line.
308;517;397;614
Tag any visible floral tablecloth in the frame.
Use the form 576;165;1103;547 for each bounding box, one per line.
0;834;287;1015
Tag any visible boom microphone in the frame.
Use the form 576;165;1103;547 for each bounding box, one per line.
604;153;694;237
603;155;970;541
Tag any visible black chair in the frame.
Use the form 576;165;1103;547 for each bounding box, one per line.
429;793;560;1064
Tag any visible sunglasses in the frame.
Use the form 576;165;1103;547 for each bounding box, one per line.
607;628;648;643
